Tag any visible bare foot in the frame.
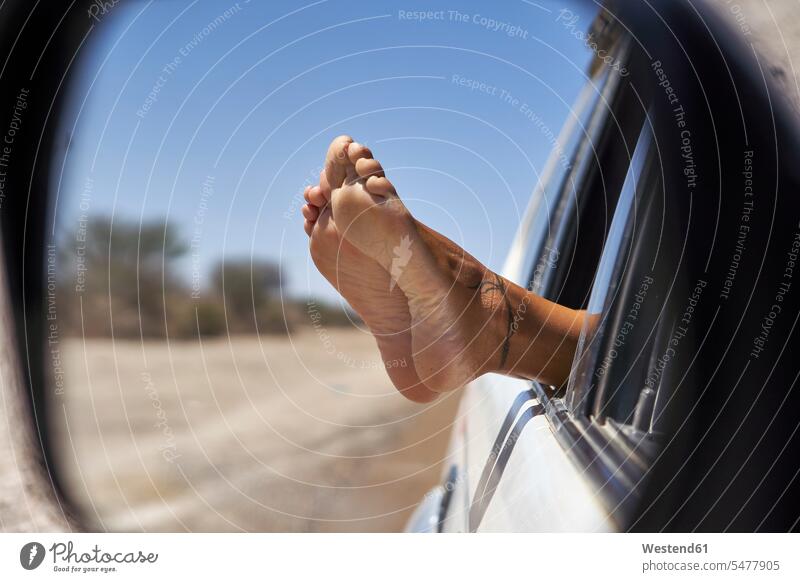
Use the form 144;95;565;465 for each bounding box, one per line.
303;135;586;398
303;136;437;403
304;136;506;395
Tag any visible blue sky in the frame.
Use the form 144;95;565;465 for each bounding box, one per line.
55;0;597;303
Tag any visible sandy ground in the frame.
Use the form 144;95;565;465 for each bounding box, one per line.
53;329;459;532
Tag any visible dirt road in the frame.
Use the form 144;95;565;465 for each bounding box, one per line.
54;329;459;532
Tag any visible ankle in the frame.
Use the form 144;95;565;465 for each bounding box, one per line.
459;272;515;379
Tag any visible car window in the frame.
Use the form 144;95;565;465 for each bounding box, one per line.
526;29;645;315
565;121;657;417
564;116;695;439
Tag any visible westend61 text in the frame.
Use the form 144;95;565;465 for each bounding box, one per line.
642;543;708;554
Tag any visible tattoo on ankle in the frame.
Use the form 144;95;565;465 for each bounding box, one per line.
468;274;515;370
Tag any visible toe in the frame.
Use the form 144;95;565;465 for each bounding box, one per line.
303;219;314;236
324;135;353;190
365;175;396;197
307;185;326;207
327;134;353;160
319;169;332;201
303;185;312;203
355;158;385;179
348;142;373;165
353;154;396;197
301;203;319;222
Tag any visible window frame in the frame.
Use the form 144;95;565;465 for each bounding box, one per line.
518;34;661;528
566;121;657;418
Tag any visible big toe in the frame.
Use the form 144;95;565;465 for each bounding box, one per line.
324;135;353;192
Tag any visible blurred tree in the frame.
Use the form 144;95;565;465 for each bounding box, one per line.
55;215;353;338
60;215;187;338
213;259;284;333
192;300;227;338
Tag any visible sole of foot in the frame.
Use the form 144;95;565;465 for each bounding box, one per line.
302;136;503;398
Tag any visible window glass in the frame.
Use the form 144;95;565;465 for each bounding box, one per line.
527;31;647;314
565;123;655;415
594;153;692;434
565;118;694;434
